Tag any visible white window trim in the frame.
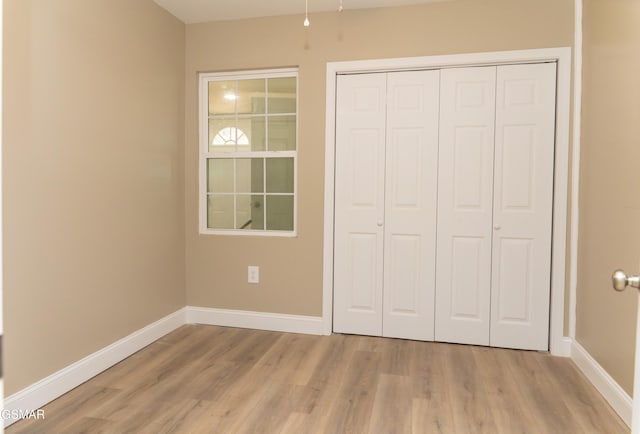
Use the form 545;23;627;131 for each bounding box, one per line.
199;68;298;237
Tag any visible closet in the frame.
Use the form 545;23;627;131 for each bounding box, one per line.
333;62;557;351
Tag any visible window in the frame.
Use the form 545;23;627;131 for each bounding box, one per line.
199;69;297;235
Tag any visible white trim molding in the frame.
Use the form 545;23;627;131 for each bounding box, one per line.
571;341;632;427
1;0;4;427
3;308;187;428
569;0;583;341
186;306;325;335
557;336;573;358
323;48;573;356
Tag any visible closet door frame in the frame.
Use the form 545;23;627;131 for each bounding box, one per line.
323;47;572;357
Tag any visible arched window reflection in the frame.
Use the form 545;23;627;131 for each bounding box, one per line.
212;127;249;146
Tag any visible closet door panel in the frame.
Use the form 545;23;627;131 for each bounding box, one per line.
450;237;484;317
435;67;496;346
334;73;386;336
490;63;556;350
383;70;439;341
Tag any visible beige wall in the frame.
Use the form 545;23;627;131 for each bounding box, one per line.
576;0;640;396
185;0;574;315
3;0;185;394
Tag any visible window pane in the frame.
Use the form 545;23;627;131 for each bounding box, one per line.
250;195;265;230
266;195;294;231
207;159;234;193
236;195;253;229
237;79;266;114
236;195;264;230
268;77;296;114
247;116;266;151
207;195;234;229
266;158;294;193
209;119;238;153
268;116;296;151
208;81;236;116
236;158;264;193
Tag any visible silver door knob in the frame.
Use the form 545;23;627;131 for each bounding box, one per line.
612;269;640;291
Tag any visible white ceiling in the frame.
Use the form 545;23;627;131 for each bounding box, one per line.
153;0;445;24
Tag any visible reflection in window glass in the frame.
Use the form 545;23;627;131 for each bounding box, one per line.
268;77;296;114
208;80;236;116
236;195;253;230
249;195;265;230
248;117;266;152
268;116;296;151
236;158;264;193
237;79;266;114
266;195;294;231
266;158;294;193
212;127;249;147
207;159;234;193
207;195;234;229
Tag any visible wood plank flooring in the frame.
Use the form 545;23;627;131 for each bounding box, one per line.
8;325;629;433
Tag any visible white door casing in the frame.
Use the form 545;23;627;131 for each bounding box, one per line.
490;63;557;350
435;66;497;346
383;70;439;341
634;288;640;433
333;73;387;336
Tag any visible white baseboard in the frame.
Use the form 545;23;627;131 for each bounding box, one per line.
186;306;324;335
571;340;632;427
3;308;187;428
553;336;573;357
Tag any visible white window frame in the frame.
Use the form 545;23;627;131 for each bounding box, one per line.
199;68;298;236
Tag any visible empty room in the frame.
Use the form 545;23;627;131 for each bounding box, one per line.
3;0;639;432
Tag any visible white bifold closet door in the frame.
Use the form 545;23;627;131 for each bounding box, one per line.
333;70;439;341
434;66;497;346
490;63;557;350
435;63;556;350
333;73;386;337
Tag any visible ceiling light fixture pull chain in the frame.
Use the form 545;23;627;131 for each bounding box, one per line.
304;0;310;27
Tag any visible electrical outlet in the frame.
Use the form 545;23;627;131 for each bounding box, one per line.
248;266;259;284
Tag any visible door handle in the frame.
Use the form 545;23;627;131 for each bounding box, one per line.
612;269;640;291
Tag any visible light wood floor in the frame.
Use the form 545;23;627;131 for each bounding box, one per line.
8;325;628;433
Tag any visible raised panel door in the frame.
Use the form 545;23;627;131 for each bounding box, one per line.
435;66;497;346
490;63;556;350
333;73;387;336
383;70;439;341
